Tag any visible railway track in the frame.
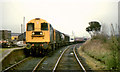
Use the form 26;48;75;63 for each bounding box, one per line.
73;45;86;72
2;46;69;71
33;46;70;71
53;44;86;72
32;57;46;72
2;44;86;71
2;56;46;72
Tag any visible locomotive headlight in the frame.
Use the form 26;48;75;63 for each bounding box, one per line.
32;32;35;35
40;32;43;35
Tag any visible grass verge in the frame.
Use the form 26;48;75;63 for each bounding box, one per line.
80;35;120;70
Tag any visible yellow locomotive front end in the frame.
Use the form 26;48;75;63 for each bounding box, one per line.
26;18;53;56
26;18;50;43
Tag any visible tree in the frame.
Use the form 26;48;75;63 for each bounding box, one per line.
86;21;101;37
86;26;93;37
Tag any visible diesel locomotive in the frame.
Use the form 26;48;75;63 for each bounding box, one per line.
25;18;70;56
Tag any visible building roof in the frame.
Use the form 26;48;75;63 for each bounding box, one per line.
11;33;21;36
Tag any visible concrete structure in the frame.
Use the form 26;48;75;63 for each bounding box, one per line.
0;30;11;41
118;1;120;35
0;47;25;71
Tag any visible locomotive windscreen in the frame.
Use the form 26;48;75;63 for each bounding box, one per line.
27;23;34;31
41;23;48;30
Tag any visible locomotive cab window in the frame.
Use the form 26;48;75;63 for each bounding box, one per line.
41;23;48;30
27;23;34;31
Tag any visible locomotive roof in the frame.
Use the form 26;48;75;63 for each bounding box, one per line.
27;18;48;23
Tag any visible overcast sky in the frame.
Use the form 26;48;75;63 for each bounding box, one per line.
0;0;119;37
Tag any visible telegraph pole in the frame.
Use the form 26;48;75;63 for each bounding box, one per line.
23;17;25;32
21;24;23;33
72;31;74;37
23;17;25;41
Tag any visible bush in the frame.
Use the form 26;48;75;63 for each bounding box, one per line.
92;34;108;43
108;36;119;70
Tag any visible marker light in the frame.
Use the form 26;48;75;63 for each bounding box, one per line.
40;32;43;35
32;32;35;35
32;44;34;46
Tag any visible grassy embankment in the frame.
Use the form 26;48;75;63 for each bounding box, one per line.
81;35;120;70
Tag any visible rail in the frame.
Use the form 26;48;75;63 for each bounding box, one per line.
32;56;46;72
52;46;69;72
73;45;86;72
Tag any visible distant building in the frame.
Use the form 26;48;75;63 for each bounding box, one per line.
11;33;20;41
0;30;11;41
